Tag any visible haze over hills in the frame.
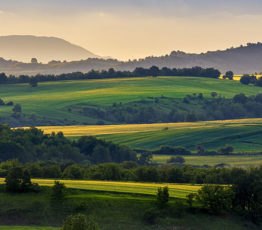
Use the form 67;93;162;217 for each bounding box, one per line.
0;38;262;75
0;35;100;63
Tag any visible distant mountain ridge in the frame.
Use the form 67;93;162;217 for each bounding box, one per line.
0;35;99;63
0;40;262;75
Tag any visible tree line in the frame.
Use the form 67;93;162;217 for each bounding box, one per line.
0;66;221;85
240;74;262;87
3;159;262;226
1;159;262;186
75;92;262;124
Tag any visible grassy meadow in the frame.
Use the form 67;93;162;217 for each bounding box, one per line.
0;184;253;230
153;155;262;167
0;227;58;230
1;76;262;124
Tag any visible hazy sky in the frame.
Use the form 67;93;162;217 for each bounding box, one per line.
1;0;262;60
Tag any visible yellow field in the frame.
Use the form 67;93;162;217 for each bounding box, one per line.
0;178;200;198
233;75;261;81
22;118;262;137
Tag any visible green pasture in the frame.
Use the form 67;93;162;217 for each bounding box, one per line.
153;155;262;167
0;185;252;230
0;76;261;123
0;227;58;230
96;120;262;152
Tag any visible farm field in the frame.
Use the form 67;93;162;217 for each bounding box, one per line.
0;178;200;199
153;155;262;167
0;227;58;230
34;118;262;152
0;184;252;230
1;76;262;124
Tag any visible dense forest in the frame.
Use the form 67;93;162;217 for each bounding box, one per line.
0;125;137;164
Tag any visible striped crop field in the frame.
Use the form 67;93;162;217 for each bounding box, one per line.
29;118;262;152
0;227;58;230
0;178;200;199
33;118;262;137
153;155;262;167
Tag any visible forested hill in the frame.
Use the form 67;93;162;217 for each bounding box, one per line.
1;43;262;75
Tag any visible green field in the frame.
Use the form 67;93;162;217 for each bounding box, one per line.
0;184;253;230
1;76;262;124
96;120;262;152
34;118;262;152
153;155;262;167
0;178;200;199
0;227;58;230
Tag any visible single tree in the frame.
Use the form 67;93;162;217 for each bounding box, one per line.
156;186;169;208
31;58;38;64
149;66;160;77
196;144;205;155
13;104;22;114
5;167;24;193
186;193;195;209
51;181;67;204
211;92;218;98
29;78;38;87
21;170;32;192
240;74;251;85
224;71;234;80
0;73;8;84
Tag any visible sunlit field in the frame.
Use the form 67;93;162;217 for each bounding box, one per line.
1;76;262;124
153;155;262;167
0;227;58;230
0;178;200;199
30;118;262;152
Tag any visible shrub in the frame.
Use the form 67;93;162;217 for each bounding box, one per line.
224;71;234;80
218;145;234;155
172;200;186;217
157;186;169;208
240;74;253;85
6;101;14;106
63;164;84;179
5;167;23;192
167;156;185;165
62;214;99;230
5;167;36;193
143;208;160;225
51;181;67;204
186;193;195;209
196;185;234;214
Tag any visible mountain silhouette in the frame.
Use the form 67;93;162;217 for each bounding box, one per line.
0;35;99;63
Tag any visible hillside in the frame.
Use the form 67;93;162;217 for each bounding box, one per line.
0;76;261;127
0;35;99;63
35;118;262;153
1;43;262;75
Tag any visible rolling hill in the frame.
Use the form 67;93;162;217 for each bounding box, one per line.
1;76;262;127
34;118;262;153
1;42;262;75
0;35;99;63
